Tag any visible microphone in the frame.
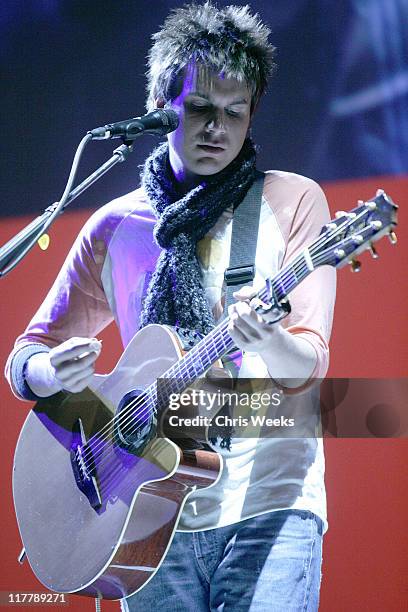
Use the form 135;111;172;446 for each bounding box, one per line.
89;108;179;140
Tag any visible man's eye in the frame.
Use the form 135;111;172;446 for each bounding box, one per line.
188;103;210;112
226;109;241;118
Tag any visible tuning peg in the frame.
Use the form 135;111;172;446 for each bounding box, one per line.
327;222;338;231
365;200;377;210
350;259;361;272
37;234;50;250
352;234;364;245
335;211;347;218
367;244;379;259
376;188;385;196
388;231;397;245
334;248;346;259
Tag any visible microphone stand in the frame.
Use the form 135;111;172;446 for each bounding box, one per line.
0;140;134;277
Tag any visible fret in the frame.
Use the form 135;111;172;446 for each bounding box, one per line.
272;268;293;299
297;254;313;283
194;350;205;373
151;250;317;408
214;327;227;354
219;327;235;354
263;254;311;303
201;342;213;368
213;330;226;354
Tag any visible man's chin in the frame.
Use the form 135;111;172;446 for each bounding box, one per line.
192;158;230;176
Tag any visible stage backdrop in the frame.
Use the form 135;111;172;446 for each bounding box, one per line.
1;1;407;610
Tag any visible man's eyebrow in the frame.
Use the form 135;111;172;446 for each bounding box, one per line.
188;91;210;100
226;98;250;105
188;92;250;105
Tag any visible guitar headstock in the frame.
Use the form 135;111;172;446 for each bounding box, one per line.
313;190;398;271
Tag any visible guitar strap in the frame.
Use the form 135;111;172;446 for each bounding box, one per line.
207;170;265;446
173;171;264;353
223;170;265;317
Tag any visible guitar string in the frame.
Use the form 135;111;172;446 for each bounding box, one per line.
95;212;380;493
96;441;183;505
95;223;372;494
93;216;368;451
81;270;290;490
78;259;290;468
88;228;373;494
97;209;381;494
79;246;314;473
79;262;294;488
78;228;361;487
93;259;311;496
78;210;373;477
78;211;372;481
85;320;236;492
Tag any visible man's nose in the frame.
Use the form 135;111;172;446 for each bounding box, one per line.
205;111;226;134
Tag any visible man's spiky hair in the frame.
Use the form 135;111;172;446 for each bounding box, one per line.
146;2;276;111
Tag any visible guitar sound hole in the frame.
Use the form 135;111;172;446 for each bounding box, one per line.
114;389;157;456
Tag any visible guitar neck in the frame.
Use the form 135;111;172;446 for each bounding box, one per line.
159;249;312;394
154;188;400;403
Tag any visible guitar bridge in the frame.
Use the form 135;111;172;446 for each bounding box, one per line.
70;418;102;510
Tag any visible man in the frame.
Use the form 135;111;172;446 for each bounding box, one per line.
6;2;336;610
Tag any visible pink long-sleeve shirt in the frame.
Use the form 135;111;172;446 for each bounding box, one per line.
6;170;336;531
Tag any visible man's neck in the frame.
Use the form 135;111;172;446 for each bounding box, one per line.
168;152;203;194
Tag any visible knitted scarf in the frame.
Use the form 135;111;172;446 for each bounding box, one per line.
140;138;257;449
140;137;257;333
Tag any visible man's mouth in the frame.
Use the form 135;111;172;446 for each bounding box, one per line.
197;144;225;154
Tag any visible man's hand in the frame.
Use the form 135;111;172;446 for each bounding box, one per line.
227;286;278;353
26;337;102;397
227;286;317;386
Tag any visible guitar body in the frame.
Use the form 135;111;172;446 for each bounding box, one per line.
13;325;222;600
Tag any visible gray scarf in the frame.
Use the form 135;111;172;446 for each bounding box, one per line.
140;139;257;450
140;137;257;334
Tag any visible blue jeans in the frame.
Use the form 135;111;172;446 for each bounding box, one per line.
121;509;323;611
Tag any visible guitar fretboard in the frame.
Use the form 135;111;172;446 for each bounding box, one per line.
152;249;313;408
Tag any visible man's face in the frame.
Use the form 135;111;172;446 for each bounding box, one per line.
164;64;252;186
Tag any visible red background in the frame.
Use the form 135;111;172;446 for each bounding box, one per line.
0;175;407;611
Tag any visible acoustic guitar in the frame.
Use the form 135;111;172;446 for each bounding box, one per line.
12;190;397;600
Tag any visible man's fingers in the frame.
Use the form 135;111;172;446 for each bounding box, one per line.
228;299;276;350
232;286;257;302
63;374;94;393
64;365;96;388
229;301;263;329
50;338;102;367
228;317;251;343
58;364;96;393
55;352;99;381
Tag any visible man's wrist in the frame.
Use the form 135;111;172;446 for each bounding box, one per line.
25;352;62;398
257;326;317;385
